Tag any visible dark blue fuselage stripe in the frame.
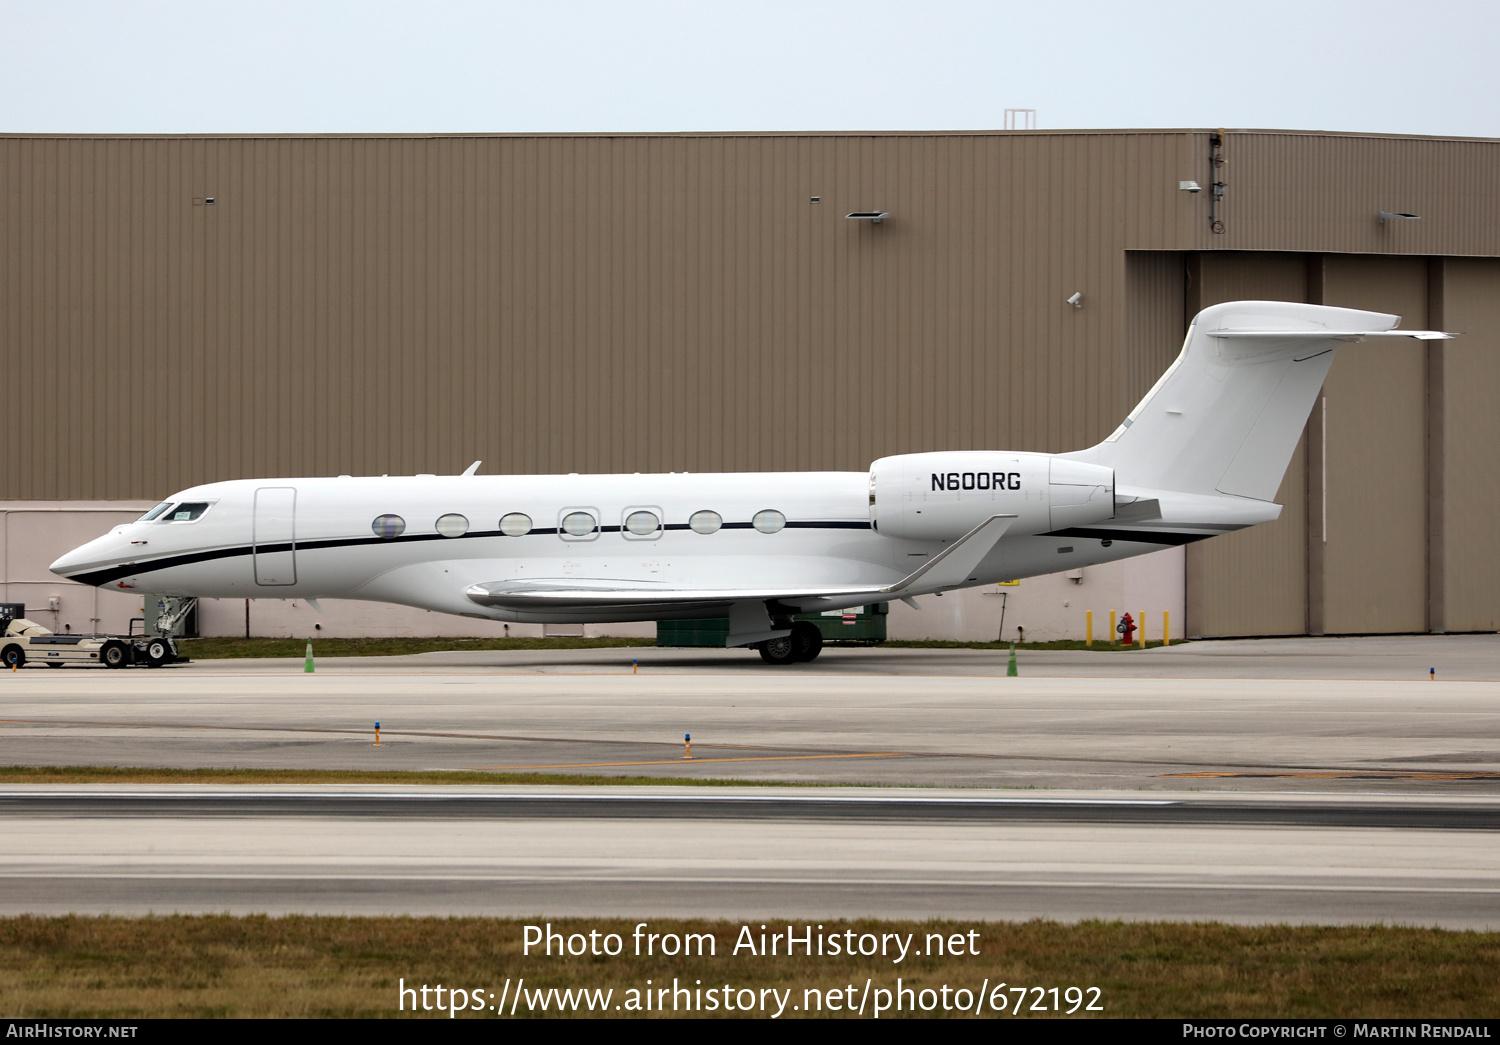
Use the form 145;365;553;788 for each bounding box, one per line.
1041;527;1213;546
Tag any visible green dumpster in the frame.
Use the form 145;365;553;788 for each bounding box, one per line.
657;603;888;647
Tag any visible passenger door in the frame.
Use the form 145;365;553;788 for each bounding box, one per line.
253;487;297;586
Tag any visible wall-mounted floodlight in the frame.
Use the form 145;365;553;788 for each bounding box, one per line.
1379;211;1420;224
1179;180;1201;193
845;211;889;224
1066;292;1083;310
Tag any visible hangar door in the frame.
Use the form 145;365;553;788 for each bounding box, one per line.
1318;256;1428;634
1132;251;1437;637
253;487;297;586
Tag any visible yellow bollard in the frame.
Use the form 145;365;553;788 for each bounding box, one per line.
632;658;638;675
1086;610;1093;647
1109;610;1117;647
684;733;691;759
1164;610;1171;647
1139;611;1147;648
374;721;381;747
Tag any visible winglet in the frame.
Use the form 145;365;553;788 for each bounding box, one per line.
461;461;482;476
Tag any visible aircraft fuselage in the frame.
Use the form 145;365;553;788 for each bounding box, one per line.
50;469;1164;624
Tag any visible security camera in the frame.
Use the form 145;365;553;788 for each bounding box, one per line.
1066;292;1083;309
1179;180;1202;193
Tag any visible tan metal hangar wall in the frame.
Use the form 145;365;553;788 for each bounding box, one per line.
1166;250;1500;637
1433;257;1500;632
4;129;1499;503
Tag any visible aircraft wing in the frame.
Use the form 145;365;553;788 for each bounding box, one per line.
465;515;1016;613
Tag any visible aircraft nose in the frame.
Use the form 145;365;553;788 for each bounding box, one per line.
50;545;90;578
50;533;122;583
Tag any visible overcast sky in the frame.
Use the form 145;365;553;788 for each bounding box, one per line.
2;1;1493;137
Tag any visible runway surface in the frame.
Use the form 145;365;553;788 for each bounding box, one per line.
2;637;1499;789
1;636;1497;923
2;785;1497;926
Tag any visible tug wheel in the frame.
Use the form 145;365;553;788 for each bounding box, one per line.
144;638;170;667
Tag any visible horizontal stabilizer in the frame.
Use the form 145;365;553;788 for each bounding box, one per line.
1205;329;1452;341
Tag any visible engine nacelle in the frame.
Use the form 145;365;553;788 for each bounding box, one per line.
869;452;1115;541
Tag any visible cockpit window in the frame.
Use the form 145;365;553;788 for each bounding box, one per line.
140;502;175;521
166;502;211;522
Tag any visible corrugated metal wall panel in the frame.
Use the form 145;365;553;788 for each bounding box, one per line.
1195;131;1500;257
1319;255;1429;633
1124;251;1184;409
0;130;1497;523
1439;257;1500;631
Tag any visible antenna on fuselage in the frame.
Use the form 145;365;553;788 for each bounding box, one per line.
461;461;482;476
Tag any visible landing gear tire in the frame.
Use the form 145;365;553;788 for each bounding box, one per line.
790;621;823;662
101;642;129;669
1;645;24;669
144;638;170;668
757;634;799;665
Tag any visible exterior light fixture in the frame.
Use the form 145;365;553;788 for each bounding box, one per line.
1179;180;1202;192
1379;211;1420;224
845;211;889;224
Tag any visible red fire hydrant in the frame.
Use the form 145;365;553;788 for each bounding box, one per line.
1118;612;1136;646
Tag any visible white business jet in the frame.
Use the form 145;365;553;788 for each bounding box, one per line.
51;302;1450;664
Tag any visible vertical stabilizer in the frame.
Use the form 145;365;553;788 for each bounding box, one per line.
1066;301;1447;502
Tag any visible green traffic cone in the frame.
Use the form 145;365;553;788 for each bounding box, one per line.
1007;643;1018;677
304;639;314;673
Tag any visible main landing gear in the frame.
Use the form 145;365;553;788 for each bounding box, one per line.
756;621;823;665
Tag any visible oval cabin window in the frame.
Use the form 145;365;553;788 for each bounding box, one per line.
625;510;660;536
372;514;406;539
435;513;469;537
689;510;722;534
499;513;532;536
752;509;786;534
561;511;597;537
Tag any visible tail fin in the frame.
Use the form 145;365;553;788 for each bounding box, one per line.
1067;301;1450;501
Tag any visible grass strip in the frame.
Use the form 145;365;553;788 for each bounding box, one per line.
176;636;650;659
881;639;1179;651
1;916;1494;1018
176;636;1179;659
0;765;793;787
